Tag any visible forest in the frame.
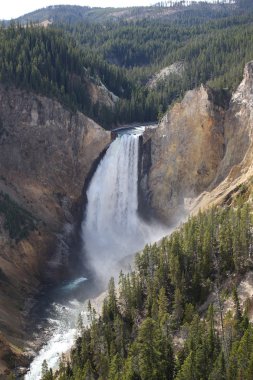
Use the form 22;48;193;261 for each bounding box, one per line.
1;4;253;128
40;197;253;380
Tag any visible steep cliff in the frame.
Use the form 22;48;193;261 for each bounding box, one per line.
0;85;110;374
192;61;253;212
140;85;227;222
140;61;253;222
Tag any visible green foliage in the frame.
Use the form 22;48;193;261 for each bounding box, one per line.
0;191;35;241
0;24;127;128
60;9;253;124
0;25;92;115
48;203;253;380
41;360;53;380
2;8;253;128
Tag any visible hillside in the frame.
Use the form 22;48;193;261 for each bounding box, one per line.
2;7;253;129
47;203;253;380
0;25;123;129
14;2;238;25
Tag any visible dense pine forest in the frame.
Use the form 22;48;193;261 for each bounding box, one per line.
1;2;253;128
61;10;253;122
41;195;253;380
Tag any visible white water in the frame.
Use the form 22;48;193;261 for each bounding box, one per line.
25;297;86;380
82;132;167;280
25;130;168;379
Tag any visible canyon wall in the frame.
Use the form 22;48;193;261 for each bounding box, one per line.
193;61;253;211
0;85;110;374
140;61;253;222
140;85;227;222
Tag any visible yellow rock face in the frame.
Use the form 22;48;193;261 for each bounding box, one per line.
142;85;225;223
141;62;253;223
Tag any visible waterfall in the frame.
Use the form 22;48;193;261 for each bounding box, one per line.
82;132;158;280
25;129;168;380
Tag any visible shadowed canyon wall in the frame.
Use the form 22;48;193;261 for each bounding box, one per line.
0;85;110;374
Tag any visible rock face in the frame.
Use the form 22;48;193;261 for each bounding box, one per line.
192;61;253;212
147;61;185;89
140;85;226;222
0;85;110;373
140;61;253;222
214;62;253;185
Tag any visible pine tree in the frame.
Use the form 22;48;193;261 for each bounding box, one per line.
158;287;169;323
108;353;123;380
175;351;194;380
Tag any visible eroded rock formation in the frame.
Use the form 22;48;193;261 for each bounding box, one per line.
0;85;110;374
193;61;253;212
140;85;227;222
140;61;253;222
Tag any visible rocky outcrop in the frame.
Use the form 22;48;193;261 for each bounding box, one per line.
140;85;227;222
147;61;185;89
140;61;253;222
0;85;110;374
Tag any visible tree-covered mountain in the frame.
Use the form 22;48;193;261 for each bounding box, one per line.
13;2;239;26
1;6;253;128
0;24;133;128
61;10;253;119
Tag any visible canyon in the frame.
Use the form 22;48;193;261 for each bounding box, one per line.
0;60;253;375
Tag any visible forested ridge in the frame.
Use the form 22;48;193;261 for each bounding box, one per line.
1;5;253;128
41;194;253;380
0;25;125;128
14;0;253;25
63;10;253;122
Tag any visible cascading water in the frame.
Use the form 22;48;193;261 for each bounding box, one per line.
82;131;161;281
25;128;168;380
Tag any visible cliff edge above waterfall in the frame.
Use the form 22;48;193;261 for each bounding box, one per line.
141;61;253;222
0;84;110;375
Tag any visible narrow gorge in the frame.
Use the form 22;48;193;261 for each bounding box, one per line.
24;127;168;379
1;60;253;376
24;57;253;374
